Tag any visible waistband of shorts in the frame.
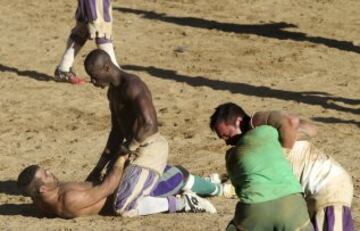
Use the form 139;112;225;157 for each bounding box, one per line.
140;132;162;145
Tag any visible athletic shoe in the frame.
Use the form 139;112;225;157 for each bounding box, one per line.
54;67;86;85
183;192;217;214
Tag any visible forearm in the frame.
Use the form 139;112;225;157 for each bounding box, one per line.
100;162;125;195
279;128;297;149
265;111;299;149
86;130;123;182
65;157;127;214
296;119;318;140
104;129;123;156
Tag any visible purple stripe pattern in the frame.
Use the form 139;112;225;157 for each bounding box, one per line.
114;165;142;210
103;0;111;22
326;206;335;231
75;0;87;22
342;206;354;231
114;165;158;212
75;0;98;22
150;165;184;197
167;196;177;213
95;37;112;44
87;0;97;21
312;205;354;231
311;214;319;231
126;169;157;210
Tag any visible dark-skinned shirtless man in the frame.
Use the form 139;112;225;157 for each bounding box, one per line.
83;49;215;217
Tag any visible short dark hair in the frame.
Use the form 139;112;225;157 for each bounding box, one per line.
209;102;249;131
17;165;41;197
84;49;111;74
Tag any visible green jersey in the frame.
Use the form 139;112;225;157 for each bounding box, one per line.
226;125;302;204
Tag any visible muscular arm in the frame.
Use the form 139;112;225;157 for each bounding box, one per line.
62;156;127;218
252;111;311;149
296;118;318;140
126;80;158;150
86;103;124;182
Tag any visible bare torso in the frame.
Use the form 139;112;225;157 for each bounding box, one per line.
107;73;158;143
36;182;108;218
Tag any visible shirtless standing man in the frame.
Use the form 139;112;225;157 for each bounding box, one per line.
210;102;354;231
84;49;215;216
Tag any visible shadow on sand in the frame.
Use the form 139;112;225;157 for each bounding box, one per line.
0;203;46;217
114;7;360;54
0;180;21;196
123;64;360;118
0;64;54;82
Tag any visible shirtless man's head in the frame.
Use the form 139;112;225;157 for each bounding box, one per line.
210;102;251;145
17;165;60;200
84;49;120;88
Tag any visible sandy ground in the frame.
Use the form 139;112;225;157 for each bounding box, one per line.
0;0;359;230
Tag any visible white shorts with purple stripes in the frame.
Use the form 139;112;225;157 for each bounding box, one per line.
113;133;168;217
311;205;354;231
113;164;159;217
72;0;113;40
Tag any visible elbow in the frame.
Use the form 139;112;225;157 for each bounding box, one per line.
308;124;318;137
144;121;159;135
289;115;300;129
282;141;294;149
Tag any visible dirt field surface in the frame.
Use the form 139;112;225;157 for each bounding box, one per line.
0;0;359;230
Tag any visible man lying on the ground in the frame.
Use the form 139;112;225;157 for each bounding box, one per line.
17;156;217;219
210;102;354;231
17;155;127;218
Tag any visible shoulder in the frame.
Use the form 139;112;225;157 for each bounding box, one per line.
244;125;279;143
124;75;151;99
251;111;272;127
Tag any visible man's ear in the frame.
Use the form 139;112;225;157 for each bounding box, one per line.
39;185;47;194
235;116;242;128
103;62;110;72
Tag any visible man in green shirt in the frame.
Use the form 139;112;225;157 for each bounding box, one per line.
210;102;354;231
224;125;311;230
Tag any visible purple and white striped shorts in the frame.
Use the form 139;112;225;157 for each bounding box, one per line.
311;205;354;231
75;0;111;23
113;164;159;217
150;165;188;197
71;0;113;40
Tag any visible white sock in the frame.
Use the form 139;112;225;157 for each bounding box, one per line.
182;174;195;191
58;39;83;72
137;196;169;216
97;42;120;68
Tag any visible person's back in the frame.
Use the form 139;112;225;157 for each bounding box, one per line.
286;141;354;230
226;125;312;230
